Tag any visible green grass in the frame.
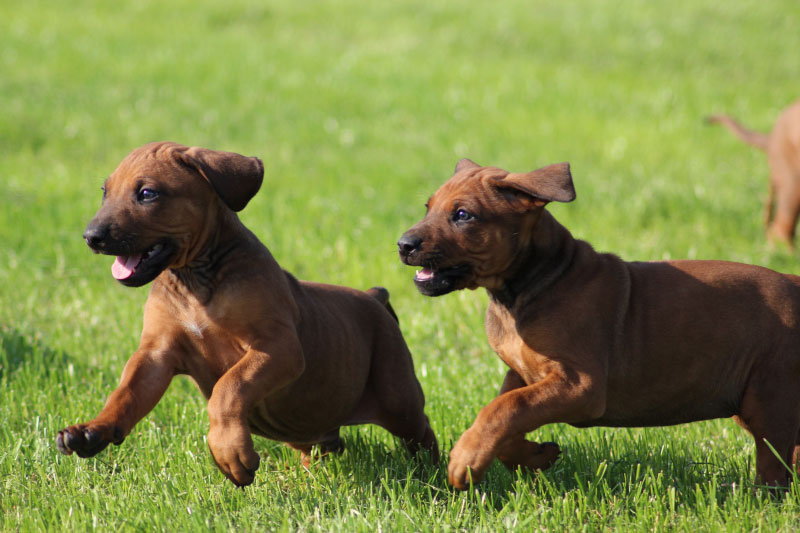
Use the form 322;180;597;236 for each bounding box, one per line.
3;0;800;529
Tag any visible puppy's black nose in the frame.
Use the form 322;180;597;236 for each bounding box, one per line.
83;223;108;250
397;233;422;257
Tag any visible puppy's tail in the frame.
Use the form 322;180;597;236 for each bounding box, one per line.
706;114;769;151
366;286;399;323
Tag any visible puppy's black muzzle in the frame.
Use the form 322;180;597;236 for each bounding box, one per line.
397;233;423;262
83;220;110;252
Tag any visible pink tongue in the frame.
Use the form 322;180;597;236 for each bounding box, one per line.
416;268;435;281
111;255;142;280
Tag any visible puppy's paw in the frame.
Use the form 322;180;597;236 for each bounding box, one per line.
317;435;345;455
448;459;485;491
418;424;440;464
447;428;493;490
497;439;560;472
207;424;260;487
56;423;124;458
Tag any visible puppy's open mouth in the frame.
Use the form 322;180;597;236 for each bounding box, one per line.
413;264;470;296
109;242;175;287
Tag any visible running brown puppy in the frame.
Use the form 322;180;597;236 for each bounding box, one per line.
56;141;437;486
398;159;800;490
708;99;800;247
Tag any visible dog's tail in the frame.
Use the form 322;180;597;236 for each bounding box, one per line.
366;286;399;323
706;114;770;151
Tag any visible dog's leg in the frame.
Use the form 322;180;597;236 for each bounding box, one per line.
763;180;776;229
56;346;175;458
751;426;797;487
494;370;561;473
318;430;345;455
767;205;798;250
767;162;800;248
736;379;800;487
206;327;305;487
361;332;438;462
367;380;437;459
447;369;600;489
286;443;314;468
377;411;438;460
288;430;344;468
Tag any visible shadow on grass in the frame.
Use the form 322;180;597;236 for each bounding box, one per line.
489;431;783;514
260;426;787;516
0;325;75;381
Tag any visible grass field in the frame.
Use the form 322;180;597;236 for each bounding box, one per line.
3;0;800;530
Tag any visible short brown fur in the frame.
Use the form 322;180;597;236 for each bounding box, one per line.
399;159;800;489
57;141;437;486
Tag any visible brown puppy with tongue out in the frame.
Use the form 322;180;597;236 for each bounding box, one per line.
399;159;800;490
56;141;437;486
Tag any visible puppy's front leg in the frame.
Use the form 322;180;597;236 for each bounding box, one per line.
493;369;561;474
448;368;602;489
206;324;305;487
56;343;177;458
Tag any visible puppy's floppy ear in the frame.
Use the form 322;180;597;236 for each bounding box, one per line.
454;158;481;174
177;146;264;212
493;162;575;208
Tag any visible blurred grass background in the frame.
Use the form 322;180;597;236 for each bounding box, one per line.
2;0;800;530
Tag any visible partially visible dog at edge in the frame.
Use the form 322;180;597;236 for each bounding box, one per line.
56;141;438;486
398;158;800;490
708;99;800;248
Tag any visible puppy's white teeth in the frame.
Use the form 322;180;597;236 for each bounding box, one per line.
144;244;163;260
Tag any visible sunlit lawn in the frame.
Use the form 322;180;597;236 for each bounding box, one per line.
2;0;800;529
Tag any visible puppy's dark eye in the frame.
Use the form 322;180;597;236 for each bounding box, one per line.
137;188;160;203
453;208;473;222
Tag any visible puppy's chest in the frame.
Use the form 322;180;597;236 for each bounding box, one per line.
152;280;249;394
161;286;244;351
486;304;546;383
179;311;244;353
173;307;248;380
180;316;210;340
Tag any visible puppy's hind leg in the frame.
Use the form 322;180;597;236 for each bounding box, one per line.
750;422;797;487
317;429;345;455
736;377;800;487
377;409;438;461
365;331;438;462
766;163;800;248
763;180;775;229
362;288;437;460
288;429;344;468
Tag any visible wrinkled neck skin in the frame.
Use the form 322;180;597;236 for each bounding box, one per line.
159;207;250;304
488;210;577;310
